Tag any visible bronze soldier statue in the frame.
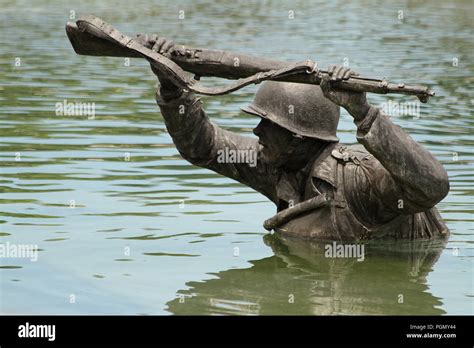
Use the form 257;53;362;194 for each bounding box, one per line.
147;37;450;242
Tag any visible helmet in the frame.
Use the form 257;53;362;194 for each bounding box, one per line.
241;81;340;142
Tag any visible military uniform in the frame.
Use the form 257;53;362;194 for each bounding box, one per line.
156;83;449;241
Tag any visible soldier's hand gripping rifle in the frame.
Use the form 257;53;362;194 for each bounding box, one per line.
66;15;435;102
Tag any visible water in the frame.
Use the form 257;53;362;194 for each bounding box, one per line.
0;0;472;315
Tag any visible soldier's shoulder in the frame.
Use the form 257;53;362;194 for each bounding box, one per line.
331;144;373;164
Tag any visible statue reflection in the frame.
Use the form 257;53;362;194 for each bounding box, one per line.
166;234;447;315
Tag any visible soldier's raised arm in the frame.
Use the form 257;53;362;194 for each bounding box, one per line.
320;65;449;218
145;36;277;201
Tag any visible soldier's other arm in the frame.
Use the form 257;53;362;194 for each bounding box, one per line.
156;90;276;202
353;104;449;214
321;66;449;216
148;37;277;202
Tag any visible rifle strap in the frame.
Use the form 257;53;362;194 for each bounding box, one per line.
263;193;329;231
76;15;318;96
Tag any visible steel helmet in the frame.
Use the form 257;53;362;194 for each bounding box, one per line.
241;81;340;142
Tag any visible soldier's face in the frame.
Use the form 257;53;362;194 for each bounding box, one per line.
253;118;295;163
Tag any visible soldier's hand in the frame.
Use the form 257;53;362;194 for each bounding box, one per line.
135;34;182;99
149;35;177;57
144;35;176;76
320;65;370;121
135;34;177;56
134;33;152;48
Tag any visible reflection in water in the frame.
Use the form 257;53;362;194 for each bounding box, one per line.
167;234;447;315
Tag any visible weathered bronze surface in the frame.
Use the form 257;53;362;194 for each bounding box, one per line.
151;42;450;241
66;16;450;241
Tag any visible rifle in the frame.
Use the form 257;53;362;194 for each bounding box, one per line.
66;15;435;102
